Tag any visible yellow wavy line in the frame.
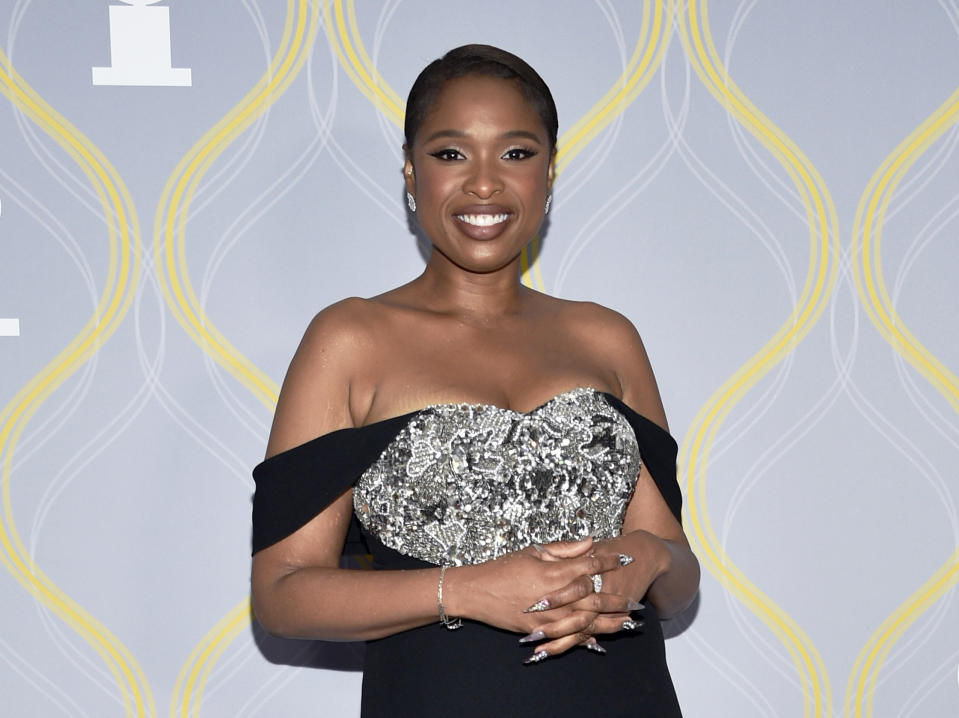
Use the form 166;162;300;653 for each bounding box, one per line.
677;1;838;715
554;0;671;176
157;2;318;716
322;0;404;126
324;0;670;294
155;2;316;411
170;599;250;718
846;84;959;718
0;51;152;717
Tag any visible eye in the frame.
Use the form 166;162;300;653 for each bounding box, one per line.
429;149;465;161
502;147;537;160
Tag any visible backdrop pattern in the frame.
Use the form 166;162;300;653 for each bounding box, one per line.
1;1;957;716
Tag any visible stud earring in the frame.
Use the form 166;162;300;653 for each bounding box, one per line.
407;191;416;212
544;193;552;215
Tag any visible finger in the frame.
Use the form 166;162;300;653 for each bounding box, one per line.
523;630;594;663
564;591;643;614
523;573;597;612
582;613;646;636
534;536;594;559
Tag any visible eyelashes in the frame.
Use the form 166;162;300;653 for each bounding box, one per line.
427;147;538;162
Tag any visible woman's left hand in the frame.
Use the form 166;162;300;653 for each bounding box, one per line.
519;531;669;659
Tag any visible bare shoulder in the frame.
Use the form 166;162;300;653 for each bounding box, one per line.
561;300;668;430
265;298;380;457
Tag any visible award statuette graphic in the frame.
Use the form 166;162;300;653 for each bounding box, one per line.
92;0;191;86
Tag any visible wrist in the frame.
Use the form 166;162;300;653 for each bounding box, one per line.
438;564;469;621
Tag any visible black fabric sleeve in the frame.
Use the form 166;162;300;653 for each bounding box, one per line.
603;394;682;525
251;414;415;555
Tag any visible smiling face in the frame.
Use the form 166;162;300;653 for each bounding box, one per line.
405;74;555;276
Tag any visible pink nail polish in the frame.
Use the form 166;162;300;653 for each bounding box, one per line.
627;600;644;611
518;630;546;644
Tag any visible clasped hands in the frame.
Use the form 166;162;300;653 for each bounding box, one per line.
461;535;654;663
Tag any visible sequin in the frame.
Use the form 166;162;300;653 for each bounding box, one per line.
353;388;641;566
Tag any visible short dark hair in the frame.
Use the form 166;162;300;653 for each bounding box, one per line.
404;44;558;151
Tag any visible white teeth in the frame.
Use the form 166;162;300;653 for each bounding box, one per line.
456;213;509;227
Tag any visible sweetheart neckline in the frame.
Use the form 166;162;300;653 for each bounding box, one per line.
352;385;627;429
262;387;673;464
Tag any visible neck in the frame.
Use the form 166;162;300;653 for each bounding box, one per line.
415;253;530;319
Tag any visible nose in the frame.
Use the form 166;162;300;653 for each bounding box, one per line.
463;156;502;199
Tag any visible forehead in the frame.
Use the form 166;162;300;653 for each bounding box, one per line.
419;74;547;140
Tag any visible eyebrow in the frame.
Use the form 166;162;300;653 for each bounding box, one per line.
422;129;544;144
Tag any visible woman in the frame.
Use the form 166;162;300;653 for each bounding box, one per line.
251;45;699;716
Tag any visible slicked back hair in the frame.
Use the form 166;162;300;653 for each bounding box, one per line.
404;44;558;152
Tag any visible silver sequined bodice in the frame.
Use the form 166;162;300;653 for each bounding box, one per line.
353;387;641;566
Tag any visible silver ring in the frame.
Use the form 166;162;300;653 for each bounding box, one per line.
590;574;603;593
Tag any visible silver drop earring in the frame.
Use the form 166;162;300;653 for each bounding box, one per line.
407;191;416;213
544;193;552;215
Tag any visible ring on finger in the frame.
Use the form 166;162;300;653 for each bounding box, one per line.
589;573;603;593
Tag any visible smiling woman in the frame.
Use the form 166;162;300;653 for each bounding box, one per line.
249;44;699;717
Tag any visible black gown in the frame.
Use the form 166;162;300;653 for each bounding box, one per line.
252;387;683;717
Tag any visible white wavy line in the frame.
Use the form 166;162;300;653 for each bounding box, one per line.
657;5;816;469
0;632;91;717
31;601;124;710
553;3;636;206
879;583;957;707
196;4;342;447
893;181;959;305
0;172;103;471
169;4;276;234
3;5;154;710
133;254;254;488
831;265;958;715
722;1;808;224
308;44;408;228
898;644;959;717
6;0;112;226
196;80;339;442
203;630;318;718
675;619;780;717
894;352;959;449
552;17;683;296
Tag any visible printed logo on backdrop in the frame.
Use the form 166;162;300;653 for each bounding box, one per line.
0;199;18;337
92;0;191;86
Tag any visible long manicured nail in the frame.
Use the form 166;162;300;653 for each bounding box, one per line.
518;630;546;644
622;619;643;631
524;650;549;665
524;598;550;613
618;553;634;567
532;543;546;553
627;600;644;611
585;641;607;655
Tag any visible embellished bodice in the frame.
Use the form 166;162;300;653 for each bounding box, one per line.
352;387;641;566
250;387;681;560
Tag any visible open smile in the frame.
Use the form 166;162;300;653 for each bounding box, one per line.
455;213;511;227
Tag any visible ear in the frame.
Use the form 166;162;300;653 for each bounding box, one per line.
546;147;556;190
403;145;415;194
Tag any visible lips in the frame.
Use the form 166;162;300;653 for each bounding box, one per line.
452;204;513;239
